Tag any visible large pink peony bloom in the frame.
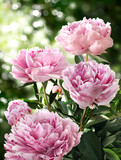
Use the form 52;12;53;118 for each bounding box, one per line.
62;61;119;109
4;100;31;126
11;48;68;83
4;109;81;160
56;17;113;55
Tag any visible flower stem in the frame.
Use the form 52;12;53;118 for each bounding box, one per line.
57;93;60;100
42;82;50;111
86;54;88;62
80;108;87;131
79;54;88;131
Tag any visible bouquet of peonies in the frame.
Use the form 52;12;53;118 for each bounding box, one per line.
4;17;121;160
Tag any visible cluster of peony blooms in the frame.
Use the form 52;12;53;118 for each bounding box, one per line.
4;17;120;160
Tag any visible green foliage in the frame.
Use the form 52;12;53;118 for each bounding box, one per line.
0;0;121;159
75;55;84;63
78;131;104;160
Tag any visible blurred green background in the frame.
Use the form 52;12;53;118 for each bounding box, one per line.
0;0;121;159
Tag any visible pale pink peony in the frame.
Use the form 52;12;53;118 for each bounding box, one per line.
11;48;68;83
52;85;62;94
56;17;113;55
4;109;81;160
4;100;31;126
62;61;119;109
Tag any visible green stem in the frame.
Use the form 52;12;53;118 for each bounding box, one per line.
86;54;88;62
80;108;87;131
42;82;50;111
57;93;60;100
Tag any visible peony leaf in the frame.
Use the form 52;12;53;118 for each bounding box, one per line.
89;55;109;64
75;55;84;64
19;82;35;88
23;99;42;108
102;131;121;147
59;79;70;101
56;100;68;114
104;116;121;133
33;83;39;100
78;131;103;160
104;148;120;160
85;115;109;128
49;92;57;104
89;105;109;115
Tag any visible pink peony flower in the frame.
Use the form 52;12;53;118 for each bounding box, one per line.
11;48;68;83
4;109;81;160
4;100;31;126
56;17;113;55
62;61;119;109
52;85;62;94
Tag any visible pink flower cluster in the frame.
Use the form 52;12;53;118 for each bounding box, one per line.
11;48;68;83
4;109;81;160
4;17;120;160
4;100;31;126
56;17;113;55
62;61;119;109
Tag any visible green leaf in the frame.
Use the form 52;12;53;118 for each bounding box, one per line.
75;55;84;64
33;83;39;100
104;116;121;133
54;100;68;114
23;99;41;109
64;99;74;105
59;79;70;100
49;92;57;104
89;105;109;115
78;131;103;160
89;55;109;64
108;107;118;116
85;115;109;128
104;148;120;160
19;82;35;88
42;81;48;90
113;141;121;148
102;131;121;147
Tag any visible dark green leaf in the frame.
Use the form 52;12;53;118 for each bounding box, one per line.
75;55;84;64
42;81;48;90
89;105;109;115
64;99;74;105
54;100;68;114
78;131;103;160
33;83;39;100
113;141;121;148
89;55;109;64
104;117;121;133
59;79;70;101
23;99;41;108
85;115;109;128
49;92;57;104
108;107;118;116
49;79;57;85
19;82;35;88
102;131;121;147
104;148;120;160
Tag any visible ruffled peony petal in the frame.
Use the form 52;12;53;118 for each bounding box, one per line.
11;48;69;83
56;17;113;55
4;109;81;160
62;61;119;109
